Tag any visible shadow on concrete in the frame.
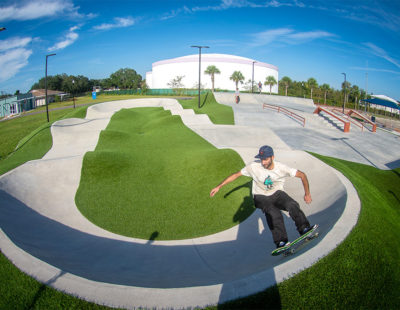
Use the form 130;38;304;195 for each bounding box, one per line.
0;184;346;293
385;159;400;170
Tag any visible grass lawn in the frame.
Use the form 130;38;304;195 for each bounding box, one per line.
0;105;91;175
75;107;253;240
0;94;399;308
23;93;191;114
178;92;234;125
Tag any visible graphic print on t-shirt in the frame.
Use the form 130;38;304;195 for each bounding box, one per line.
264;175;274;190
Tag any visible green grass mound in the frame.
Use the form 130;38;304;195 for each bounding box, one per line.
0;105;91;176
178;92;234;125
75;107;253;240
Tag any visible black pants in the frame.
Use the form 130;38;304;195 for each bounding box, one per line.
254;191;310;246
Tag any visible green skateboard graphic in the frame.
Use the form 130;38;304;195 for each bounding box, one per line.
271;224;319;257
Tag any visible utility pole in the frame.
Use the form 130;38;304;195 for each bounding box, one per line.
191;45;209;108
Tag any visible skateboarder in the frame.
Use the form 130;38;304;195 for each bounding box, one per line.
210;145;313;249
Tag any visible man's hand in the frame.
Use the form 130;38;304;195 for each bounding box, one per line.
210;186;220;197
210;171;242;198
304;193;312;204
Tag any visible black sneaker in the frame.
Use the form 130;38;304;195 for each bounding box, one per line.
276;241;291;249
301;224;317;236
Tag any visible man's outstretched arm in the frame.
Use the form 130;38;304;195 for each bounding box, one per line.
295;170;312;204
210;171;242;197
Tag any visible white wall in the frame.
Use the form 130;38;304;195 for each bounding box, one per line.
147;54;279;93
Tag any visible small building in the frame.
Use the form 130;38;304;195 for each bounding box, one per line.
30;89;67;106
0;93;35;118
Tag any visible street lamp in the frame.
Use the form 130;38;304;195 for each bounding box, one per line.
191;45;209;108
72;79;76;109
45;53;56;122
341;72;346;114
252;61;257;93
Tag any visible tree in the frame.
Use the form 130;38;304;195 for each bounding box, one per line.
167;75;185;89
264;75;277;95
204;65;220;92
280;76;292;96
230;71;245;90
320;84;330;105
349;85;360;110
244;79;258;92
307;77;318;100
140;79;149;94
109;68;142;89
342;80;351;106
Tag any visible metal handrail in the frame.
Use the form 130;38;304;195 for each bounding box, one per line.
332;109;364;131
347;110;377;132
262;103;305;127
313;106;350;132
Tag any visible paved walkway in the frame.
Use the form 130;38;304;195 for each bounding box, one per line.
0;97;363;309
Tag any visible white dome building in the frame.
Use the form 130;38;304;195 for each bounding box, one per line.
146;53;279;93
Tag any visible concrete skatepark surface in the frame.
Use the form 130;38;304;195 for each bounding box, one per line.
1;94;386;309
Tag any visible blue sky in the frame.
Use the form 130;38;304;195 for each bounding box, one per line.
0;0;399;100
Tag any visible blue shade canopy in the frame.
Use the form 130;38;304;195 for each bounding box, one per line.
361;97;400;110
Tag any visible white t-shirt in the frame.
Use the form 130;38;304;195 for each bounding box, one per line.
241;161;297;196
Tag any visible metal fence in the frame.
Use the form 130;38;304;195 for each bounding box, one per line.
99;89;207;96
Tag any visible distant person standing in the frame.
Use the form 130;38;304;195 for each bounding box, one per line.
235;88;240;104
210;145;314;250
258;81;262;93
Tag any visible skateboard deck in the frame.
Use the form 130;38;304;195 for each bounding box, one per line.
271;224;319;257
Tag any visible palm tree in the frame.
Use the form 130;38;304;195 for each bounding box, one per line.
204;65;221;92
307;78;318;100
350;85;360;110
264;75;277;95
280;76;292;96
320;84;330;105
230;71;245;90
342;81;351;107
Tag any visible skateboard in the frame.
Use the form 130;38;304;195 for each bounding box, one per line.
271;224;319;257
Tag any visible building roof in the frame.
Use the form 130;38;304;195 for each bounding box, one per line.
361;97;400;110
30;89;65;97
152;53;278;71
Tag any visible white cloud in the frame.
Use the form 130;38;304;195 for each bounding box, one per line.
0;0;81;22
93;17;136;30
0;37;33;82
161;6;192;20
48;26;80;52
250;28;335;47
0;37;32;52
192;0;302;12
364;42;400;69
351;66;400;75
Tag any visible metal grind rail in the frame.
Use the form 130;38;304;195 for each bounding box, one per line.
347;110;377;132
313;106;351;132
262;103;306;127
331;108;377;133
332;109;364;132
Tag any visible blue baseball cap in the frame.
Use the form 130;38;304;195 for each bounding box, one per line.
255;145;274;159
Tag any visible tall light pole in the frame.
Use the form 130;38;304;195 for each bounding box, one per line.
342;72;346;114
72;79;76;109
251;61;257;93
45;53;56;122
191;45;209;108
